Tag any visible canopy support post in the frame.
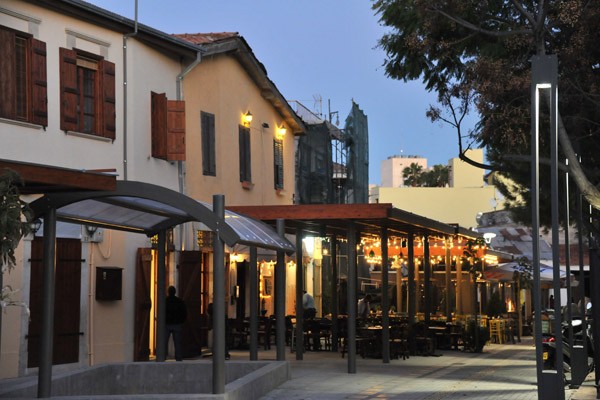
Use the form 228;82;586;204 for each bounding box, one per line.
275;219;286;361
38;208;57;399
249;246;258;360
381;227;390;363
212;194;226;394
295;227;304;359
156;230;166;362
331;235;339;352
347;221;357;374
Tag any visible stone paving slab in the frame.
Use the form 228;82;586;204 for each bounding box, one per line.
245;337;578;400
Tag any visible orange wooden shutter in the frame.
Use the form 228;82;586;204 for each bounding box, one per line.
100;59;116;139
166;100;185;161
59;47;78;131
30;38;47;127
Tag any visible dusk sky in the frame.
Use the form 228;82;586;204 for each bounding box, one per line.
88;0;480;185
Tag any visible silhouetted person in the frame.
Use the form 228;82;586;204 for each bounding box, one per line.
358;294;372;319
303;290;316;319
166;286;186;361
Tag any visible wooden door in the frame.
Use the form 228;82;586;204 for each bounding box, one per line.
134;248;152;361
28;238;82;367
179;251;207;358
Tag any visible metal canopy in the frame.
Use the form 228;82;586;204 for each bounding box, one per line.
29;180;295;252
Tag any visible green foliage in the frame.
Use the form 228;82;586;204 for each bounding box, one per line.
1;168;32;311
402;162;423;186
485;290;506;318
421;164;449;187
463;320;490;353
512;256;533;290
1;168;32;271
372;1;600;227
461;238;486;276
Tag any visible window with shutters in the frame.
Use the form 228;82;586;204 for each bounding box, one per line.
201;111;216;176
151;91;186;161
239;125;251;183
273;138;283;190
0;25;47;126
59;47;115;139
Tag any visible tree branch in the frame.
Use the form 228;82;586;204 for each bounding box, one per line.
428;6;533;37
509;0;537;27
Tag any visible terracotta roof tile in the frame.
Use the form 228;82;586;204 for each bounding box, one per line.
173;32;238;45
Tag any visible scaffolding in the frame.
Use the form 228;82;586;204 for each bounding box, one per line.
290;100;368;205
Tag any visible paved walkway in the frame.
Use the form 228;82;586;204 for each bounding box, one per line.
233;337;579;400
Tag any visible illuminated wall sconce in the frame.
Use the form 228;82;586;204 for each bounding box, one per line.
243;111;253;126
276;125;286;139
29;219;42;235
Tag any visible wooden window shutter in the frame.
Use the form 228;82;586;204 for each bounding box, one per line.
201;111;216;176
0;27;17;120
100;59;116;139
274;139;283;189
151;91;167;160
166;100;185;161
59;47;79;132
30;38;47;127
238;125;251;182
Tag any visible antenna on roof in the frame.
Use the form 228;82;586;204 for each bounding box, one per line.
313;94;322;118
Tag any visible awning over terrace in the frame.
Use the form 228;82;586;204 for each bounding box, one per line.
483;261;567;283
226;202;484;373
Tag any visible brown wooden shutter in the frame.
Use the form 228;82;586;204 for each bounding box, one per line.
274;139;284;189
59;47;79;131
100;59;116;139
0;27;16;120
30;38;47;127
166;100;185;161
151;91;167;160
201;111;216;176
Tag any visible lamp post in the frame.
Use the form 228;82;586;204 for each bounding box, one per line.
530;54;564;400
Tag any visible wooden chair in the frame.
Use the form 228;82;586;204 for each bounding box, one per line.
390;325;410;360
257;317;272;350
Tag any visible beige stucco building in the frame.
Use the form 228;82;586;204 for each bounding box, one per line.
0;1;306;380
371;149;503;228
381;154;428;187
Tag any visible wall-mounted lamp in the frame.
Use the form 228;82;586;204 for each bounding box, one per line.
85;225;98;235
243;111;253;126
29;219;42;235
276;126;286;139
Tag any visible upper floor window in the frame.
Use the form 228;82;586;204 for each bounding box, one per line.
59;47;115;139
0;25;47;126
273;138;283;190
239;125;251;183
201;111;216;176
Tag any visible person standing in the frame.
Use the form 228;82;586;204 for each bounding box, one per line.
166;286;187;361
358;294;372;320
303;290;316;319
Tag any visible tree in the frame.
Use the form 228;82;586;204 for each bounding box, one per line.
372;0;600;223
402;162;424;186
1;168;32;310
421;164;449;187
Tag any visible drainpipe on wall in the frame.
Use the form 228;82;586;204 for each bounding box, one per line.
122;0;138;181
176;52;202;251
